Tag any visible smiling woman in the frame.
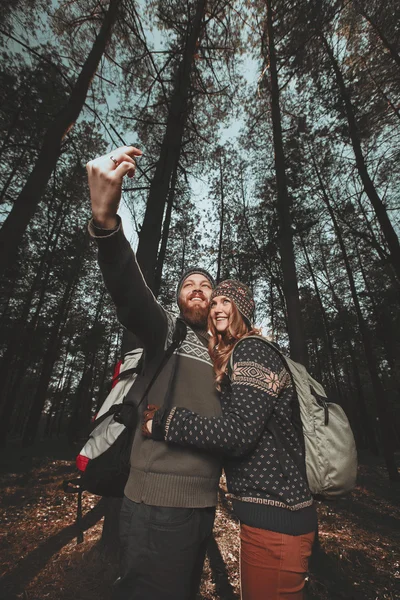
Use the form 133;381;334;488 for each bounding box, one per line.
210;296;232;332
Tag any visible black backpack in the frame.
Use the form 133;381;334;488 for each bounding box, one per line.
64;319;187;509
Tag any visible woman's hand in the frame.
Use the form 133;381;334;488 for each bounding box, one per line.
86;145;143;228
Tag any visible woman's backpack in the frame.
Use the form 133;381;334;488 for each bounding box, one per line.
230;336;358;498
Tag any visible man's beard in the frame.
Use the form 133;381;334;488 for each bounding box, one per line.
179;300;208;329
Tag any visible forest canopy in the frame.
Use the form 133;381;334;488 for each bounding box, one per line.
0;0;399;480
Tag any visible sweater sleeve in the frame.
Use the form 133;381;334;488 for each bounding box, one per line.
88;216;167;353
164;338;291;457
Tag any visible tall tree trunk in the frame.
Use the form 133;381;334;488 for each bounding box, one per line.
0;0;121;278
136;0;207;288
153;163;179;296
21;239;87;446
320;34;400;282
312;150;399;479
264;0;308;365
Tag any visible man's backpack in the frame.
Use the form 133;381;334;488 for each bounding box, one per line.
76;318;187;498
230;336;357;498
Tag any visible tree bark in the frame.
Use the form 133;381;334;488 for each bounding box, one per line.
153;163;179;296
0;0;121;278
265;0;308;366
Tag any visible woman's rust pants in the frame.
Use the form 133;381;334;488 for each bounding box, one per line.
240;524;315;599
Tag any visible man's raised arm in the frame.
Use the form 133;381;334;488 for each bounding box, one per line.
86;146;166;352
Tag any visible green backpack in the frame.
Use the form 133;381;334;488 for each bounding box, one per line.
230;336;358;498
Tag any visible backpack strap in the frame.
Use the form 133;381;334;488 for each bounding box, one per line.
228;335;281;374
118;318;187;419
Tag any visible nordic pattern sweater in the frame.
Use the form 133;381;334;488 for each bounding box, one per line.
164;337;317;535
89;218;222;508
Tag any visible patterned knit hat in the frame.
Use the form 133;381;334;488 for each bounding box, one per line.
176;268;215;302
210;279;255;325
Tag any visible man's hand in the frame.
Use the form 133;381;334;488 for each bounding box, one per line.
142;405;166;440
86;145;143;229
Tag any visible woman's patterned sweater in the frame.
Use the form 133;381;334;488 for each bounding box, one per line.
164;337;317;535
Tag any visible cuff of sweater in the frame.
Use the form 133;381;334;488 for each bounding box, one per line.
164;407;177;439
88;214;122;238
88;215;132;264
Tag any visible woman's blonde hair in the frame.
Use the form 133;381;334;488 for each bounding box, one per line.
207;302;260;389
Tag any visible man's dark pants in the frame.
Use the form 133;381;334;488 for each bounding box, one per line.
113;496;216;600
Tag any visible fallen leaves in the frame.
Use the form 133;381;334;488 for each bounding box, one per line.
0;449;399;599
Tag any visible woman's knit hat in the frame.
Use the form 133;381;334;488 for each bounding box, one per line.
210;279;255;325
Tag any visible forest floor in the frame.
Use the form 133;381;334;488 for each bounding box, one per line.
0;441;399;600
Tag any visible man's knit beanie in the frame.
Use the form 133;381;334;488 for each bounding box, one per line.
210;279;255;325
176;268;215;302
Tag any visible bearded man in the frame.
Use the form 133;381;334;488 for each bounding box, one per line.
86;145;222;600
